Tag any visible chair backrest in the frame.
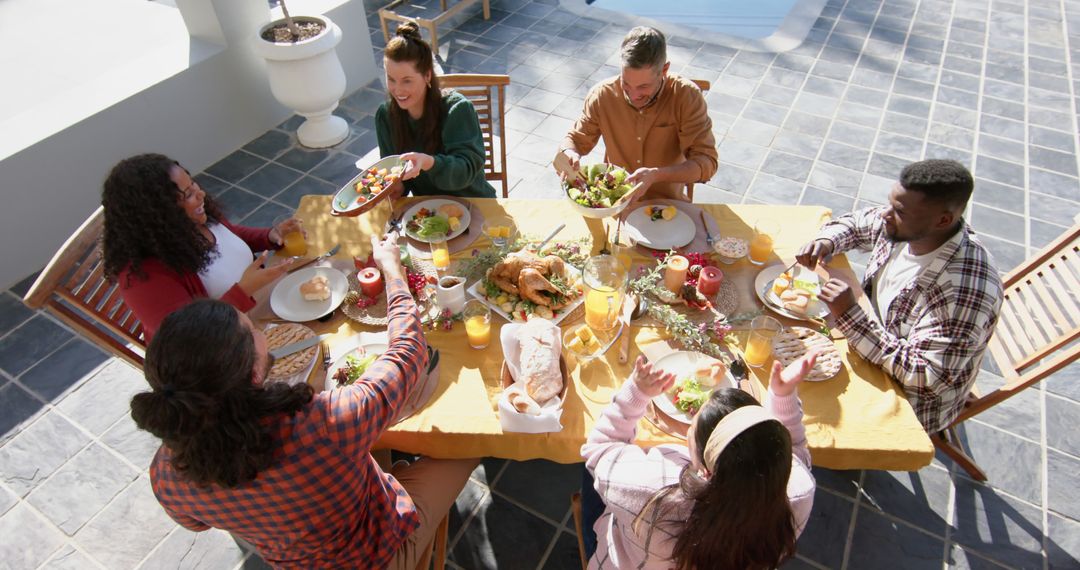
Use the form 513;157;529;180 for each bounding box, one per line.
439;73;510;197
958;222;1080;423
22;206;146;369
686;78;711;201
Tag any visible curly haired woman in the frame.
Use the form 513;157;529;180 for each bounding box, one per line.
375;22;496;198
102;153;297;340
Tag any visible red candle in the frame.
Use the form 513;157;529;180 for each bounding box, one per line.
696;266;723;296
357;267;384;298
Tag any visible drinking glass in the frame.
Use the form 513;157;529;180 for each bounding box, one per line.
428;232;451;273
463;299;491;349
610;233;637;271
273;214;307;257
744;316;782;368
582;255;627;331
749;220;779;265
482;216;516;249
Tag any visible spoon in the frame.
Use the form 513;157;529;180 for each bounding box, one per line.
535;223;566;253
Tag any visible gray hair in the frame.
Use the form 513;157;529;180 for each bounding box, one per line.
620;27;666;70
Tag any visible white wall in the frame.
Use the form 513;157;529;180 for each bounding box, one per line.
0;0;377;290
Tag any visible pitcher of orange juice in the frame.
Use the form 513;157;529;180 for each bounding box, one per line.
582;255;627;331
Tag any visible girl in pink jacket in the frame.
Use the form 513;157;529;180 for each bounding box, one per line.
581;352;819;570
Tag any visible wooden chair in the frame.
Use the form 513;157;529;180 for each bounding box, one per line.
22;206;146;369
685;79;711;202
439;73;510;197
933;222;1080;480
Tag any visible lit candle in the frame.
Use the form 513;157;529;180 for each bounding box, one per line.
696;266;723;296
664;255;689;293
357;267;384;298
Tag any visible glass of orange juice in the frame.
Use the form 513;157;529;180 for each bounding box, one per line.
482;216;516;249
273;214;307;257
463;299;491;349
749;220;779;265
744;316;782;367
582;255;627;331
610;233;637;271
429;232;451;273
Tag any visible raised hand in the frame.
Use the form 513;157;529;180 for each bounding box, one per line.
629;355;677;398
370;231;404;281
238;251;292;296
769;350;820;397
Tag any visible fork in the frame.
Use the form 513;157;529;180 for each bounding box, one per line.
700;211;715;249
386;212;404;234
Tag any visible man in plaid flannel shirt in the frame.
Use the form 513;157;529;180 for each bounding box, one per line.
132;232;478;569
797;159;1003;434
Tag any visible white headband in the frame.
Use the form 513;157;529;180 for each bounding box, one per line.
703;405;776;469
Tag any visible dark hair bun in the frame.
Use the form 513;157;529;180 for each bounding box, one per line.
396;22;423;41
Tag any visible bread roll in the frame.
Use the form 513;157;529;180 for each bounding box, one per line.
694;359;728;389
517;319;563;405
300;275;330;301
508;391;541;415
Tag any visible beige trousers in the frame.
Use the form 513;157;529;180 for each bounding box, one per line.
386;455;481;570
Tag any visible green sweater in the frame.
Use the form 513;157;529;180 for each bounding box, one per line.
375;90;496;198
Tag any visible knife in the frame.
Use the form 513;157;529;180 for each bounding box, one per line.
288;244;341;273
270;334;330;359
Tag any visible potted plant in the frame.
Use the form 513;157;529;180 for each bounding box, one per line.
254;1;349;148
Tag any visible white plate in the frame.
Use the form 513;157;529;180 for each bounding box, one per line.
403;198;471;243
624;204;696;250
754;264;830;321
324;343;387;391
467;277;584;325
270;267;349;322
651;350;737;425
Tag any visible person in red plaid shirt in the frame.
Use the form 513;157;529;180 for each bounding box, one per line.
796;159;1003;434
130;231;479;569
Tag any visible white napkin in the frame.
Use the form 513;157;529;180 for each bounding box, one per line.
497;323;564;433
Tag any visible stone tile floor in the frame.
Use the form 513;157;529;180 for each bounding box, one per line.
2;0;1080;567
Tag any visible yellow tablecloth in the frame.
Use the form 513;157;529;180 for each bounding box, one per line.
294;196;934;471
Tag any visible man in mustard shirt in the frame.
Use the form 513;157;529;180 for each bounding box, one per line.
559;27;718;202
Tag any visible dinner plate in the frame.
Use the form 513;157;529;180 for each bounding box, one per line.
324;343;387;391
754;264;830;321
467;278;585;325
270;267;349;322
623;204;696;249
403;198;471;243
650;350;737;425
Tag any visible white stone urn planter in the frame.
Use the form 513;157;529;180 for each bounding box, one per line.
254;15;348;148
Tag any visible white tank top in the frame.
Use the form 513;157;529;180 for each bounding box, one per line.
198;223;254;299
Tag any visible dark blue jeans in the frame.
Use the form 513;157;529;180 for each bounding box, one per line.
581;465;605;560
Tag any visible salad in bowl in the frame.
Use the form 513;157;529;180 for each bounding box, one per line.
564;163;637;218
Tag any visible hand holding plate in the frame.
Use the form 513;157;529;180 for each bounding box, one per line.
818;278;856;316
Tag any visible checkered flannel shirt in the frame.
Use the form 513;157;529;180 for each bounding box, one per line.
817;207;1003;434
149;277;426;569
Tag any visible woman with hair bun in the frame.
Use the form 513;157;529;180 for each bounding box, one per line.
375;22;496;198
101;153;297;340
580;352;819;570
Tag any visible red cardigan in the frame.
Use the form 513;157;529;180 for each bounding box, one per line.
118;219;276;341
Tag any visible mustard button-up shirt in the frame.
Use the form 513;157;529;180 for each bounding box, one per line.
561;75;718;200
